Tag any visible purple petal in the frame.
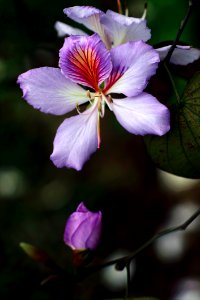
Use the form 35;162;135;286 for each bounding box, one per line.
17;67;88;115
70;216;93;249
50;101;98;170
64;212;90;249
64;204;102;250
101;10;150;47
76;202;88;213
85;211;102;249
54;21;87;37
104;10;143;26
104;41;159;97
59;33;112;91
64;6;104;28
112;93;170;136
156;45;200;65
64;6;110;48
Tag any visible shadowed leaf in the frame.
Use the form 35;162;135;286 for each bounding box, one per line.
19;242;62;272
145;72;200;179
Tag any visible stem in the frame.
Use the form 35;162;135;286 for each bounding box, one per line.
117;206;200;270
81;207;200;277
164;0;193;64
164;63;181;104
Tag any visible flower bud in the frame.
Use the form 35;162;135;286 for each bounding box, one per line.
64;202;102;251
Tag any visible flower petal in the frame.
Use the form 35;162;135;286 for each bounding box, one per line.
64;6;104;30
70;213;101;250
64;6;110;48
70;216;92;250
50;101;98;170
76;202;89;213
156;45;200;65
112;93;170;136
59;33;112;91
85;212;102;249
64;202;102;250
104;41;159;97
64;212;90;249
100;10;151;47
54;21;87;37
104;10;143;26
17;67;88;115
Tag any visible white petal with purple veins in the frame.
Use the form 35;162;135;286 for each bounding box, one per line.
101;14;151;46
157;45;200;65
105;41;159;97
112;93;170;136
50;101;99;171
64;6;104;27
126;20;151;43
54;21;87;37
17;67;88;115
64;6;110;48
104;10;142;26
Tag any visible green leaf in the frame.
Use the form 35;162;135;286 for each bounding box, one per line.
145;72;200;178
19;242;50;263
19;242;61;272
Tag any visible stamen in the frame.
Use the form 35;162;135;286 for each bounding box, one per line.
87;90;95;105
76;103;81;114
102;93;113;111
86;90;91;99
107;95;113;103
88;99;93;105
99;101;105;118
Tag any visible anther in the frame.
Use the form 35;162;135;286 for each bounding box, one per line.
107;95;113;103
86;90;91;99
76;103;81;114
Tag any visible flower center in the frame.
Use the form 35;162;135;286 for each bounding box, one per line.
86;90;113;116
85;90;113;149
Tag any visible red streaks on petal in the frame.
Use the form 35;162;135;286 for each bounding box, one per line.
68;44;100;91
103;71;122;94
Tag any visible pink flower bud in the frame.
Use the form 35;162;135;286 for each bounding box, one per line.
64;202;102;250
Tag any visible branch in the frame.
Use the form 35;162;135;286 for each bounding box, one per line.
116;206;200;270
80;207;200;278
164;0;194;64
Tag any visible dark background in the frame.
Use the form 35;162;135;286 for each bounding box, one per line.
1;0;200;299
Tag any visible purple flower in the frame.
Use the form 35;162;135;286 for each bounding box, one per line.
55;6;150;49
18;33;170;170
55;6;200;65
64;202;102;250
156;45;200;65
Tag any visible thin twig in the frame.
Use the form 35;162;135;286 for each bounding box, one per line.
117;206;200;270
164;63;181;104
164;0;194;64
81;207;200;277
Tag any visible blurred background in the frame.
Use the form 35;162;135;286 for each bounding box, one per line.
1;0;200;299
